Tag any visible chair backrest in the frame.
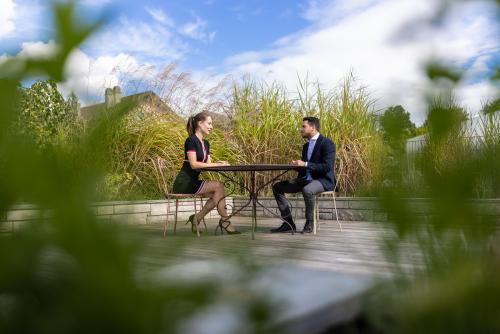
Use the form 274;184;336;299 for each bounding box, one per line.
155;157;172;197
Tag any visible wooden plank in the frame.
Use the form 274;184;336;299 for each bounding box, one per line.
122;217;429;282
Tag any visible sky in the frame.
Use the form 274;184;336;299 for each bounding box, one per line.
1;0;499;124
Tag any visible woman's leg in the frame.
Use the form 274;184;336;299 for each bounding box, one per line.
195;181;230;222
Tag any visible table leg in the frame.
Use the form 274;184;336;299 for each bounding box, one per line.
251;170;257;240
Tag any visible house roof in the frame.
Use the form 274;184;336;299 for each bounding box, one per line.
79;91;176;121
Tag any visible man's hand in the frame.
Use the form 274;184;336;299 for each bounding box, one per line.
291;160;306;167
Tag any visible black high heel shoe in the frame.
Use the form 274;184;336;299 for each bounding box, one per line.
217;218;241;235
186;214;202;235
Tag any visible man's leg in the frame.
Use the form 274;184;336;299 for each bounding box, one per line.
271;179;306;232
302;180;325;233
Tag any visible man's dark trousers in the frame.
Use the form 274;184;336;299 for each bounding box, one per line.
272;178;325;224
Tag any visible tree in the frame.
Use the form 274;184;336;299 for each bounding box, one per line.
17;79;78;147
379;105;417;142
415;122;428;136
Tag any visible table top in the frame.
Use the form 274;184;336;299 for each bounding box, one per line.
199;164;306;172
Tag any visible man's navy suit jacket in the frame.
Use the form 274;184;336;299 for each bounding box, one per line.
297;134;336;191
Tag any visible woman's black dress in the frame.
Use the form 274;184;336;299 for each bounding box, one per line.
172;135;210;194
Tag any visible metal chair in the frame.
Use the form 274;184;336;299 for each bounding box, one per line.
155;158;208;238
290;183;341;234
313;189;341;234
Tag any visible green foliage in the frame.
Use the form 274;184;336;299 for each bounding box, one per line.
369;1;500;332
425;60;462;83
16;79;79;148
377;105;417;190
426;96;468;139
482;97;500;115
415;123;428;136
379;105;416;144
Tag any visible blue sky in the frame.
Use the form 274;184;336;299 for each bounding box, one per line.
80;0;312;70
1;0;311;71
1;0;499;124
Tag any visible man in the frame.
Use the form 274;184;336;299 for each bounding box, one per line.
271;116;336;233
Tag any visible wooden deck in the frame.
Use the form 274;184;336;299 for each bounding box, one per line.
128;217;411;278
120;217;415;333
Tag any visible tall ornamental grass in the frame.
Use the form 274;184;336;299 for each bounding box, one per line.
227;81;303;192
407;99;500;198
98;108;243;200
98;110;186;200
100;74;386;199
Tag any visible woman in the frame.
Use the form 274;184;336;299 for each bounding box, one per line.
173;111;240;235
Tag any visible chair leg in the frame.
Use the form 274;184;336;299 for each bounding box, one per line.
317;196;321;231
194;197;197;219
293;194;297;223
333;192;342;232
313;196;318;235
174;199;179;234
163;199;170;238
193;198;200;238
200;197;208;233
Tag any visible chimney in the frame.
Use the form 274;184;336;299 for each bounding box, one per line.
70;98;80;113
74;102;81;118
105;88;113;109
113;86;121;105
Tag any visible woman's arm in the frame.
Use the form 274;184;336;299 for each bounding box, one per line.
187;153;228;169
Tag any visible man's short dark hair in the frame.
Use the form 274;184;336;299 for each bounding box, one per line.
303;117;320;131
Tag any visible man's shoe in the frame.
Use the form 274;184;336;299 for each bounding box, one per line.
301;221;313;234
270;222;296;233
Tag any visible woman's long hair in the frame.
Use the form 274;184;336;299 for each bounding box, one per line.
187;111;211;136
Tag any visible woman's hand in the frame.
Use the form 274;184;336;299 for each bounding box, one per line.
217;161;230;166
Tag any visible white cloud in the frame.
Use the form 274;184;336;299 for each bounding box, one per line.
0;39;59;65
0;1;49;52
4;38;134;102
302;0;382;23
179;16;216;43
145;6;174;27
0;39;142;104
17;40;59;59
60;47;155;105
0;0;16;37
85;16;188;61
61;50;232;115
223;0;499;125
456;81;498;115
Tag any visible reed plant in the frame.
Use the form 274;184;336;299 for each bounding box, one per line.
97;106;244;200
227;81;303;192
106;74;387;199
476;109;500;197
406;99;500;198
97;110;185;200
